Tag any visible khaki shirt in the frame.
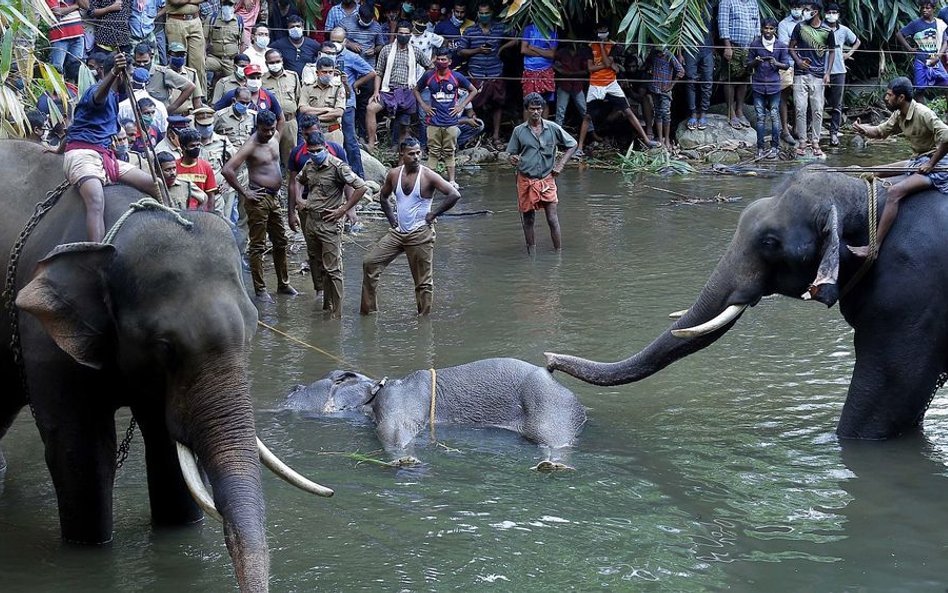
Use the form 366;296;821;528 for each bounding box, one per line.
877;100;948;156
167;2;198;16
262;69;301;116
169;65;203;111
167;180;206;210
212;74;243;104
296;154;366;212
154;137;182;160
147;64;193;104
199;132;236;185
121;151;149;170
299;82;346;125
205;17;242;61
213;107;257;147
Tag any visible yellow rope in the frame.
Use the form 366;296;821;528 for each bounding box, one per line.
429;368;437;441
841;178;880;297
256;320;351;367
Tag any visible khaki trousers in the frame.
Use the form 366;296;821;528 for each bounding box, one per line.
302;213;344;315
279;118;298;170
205;55;234;79
361;224;435;315
165;17;207;97
426;125;459;168
245;192;290;292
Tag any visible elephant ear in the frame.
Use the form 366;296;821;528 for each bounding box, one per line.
802;205;840;307
15;242;117;369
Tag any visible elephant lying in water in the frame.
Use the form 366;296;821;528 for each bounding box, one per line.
283;358;587;468
0;141;329;592
547;166;948;440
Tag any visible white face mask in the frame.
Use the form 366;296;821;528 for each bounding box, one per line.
220;5;235;20
597;32;608;40
289;26;304;40
824;13;839;23
255;36;270;49
790;8;802;19
246;79;262;91
267;62;283;73
802;10;814;20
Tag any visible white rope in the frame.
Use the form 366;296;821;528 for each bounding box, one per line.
102;198;193;245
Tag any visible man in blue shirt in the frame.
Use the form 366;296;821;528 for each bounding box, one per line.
130;0;164;53
520;22;557;117
327;28;378;178
415;46;477;187
270;14;322;76
434;1;473;67
897;0;948;104
51;52;161;242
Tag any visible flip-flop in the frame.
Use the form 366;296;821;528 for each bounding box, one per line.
687;117;698;131
729;117;743;130
697;116;708;130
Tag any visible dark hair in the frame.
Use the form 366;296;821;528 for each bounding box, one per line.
99;53;118;74
306;130;326;146
287;13;303;24
762;17;778;28
133;43;152;57
87;51;108;65
396;19;413;31
118;117;135;127
918;0;936;8
434;46;452;58
298;113;318;130
476;1;492;10
888;76;915;101
256;109;277;127
26;110;46;130
137;97;156;109
595;21;609;30
825;2;840;11
809;0;823;11
252;23;268;35
316;56;336;70
177;127;201;146
265;48;282;60
234;53;250;65
234;87;251;99
399;136;421;150
358;4;375;21
157;151;177;165
523;92;545;109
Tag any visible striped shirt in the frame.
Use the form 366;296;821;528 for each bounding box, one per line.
46;0;84;42
375;44;431;88
459;22;509;78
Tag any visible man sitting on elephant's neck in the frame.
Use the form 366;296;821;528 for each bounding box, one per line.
47;52;163;242
850;76;948;257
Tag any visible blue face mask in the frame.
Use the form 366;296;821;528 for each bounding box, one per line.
196;123;213;138
170;56;186;69
233;102;248;116
310;148;329;165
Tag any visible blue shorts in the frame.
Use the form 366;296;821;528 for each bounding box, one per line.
911;155;948;194
913;58;948;89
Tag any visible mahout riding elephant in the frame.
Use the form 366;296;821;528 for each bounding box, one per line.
0;141;328;592
547;167;948;440
283;358;587;467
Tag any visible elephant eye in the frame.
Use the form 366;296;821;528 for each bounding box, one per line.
761;235;781;250
333;371;356;384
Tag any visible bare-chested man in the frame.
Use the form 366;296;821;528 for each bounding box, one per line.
361;137;461;315
222;109;298;302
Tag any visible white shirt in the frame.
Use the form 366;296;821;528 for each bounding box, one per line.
394;165;431;233
245;44;268;69
409;31;444;62
119;89;169;133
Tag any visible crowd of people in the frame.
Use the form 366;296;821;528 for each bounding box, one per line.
15;0;948;316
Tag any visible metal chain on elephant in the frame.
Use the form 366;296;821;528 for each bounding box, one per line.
3;180;71;420
916;371;948;427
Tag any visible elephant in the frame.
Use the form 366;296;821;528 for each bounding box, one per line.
283;358;587;467
0;141;329;592
547;166;948;440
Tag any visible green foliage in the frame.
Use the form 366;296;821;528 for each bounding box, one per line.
618;145;695;176
501;0;564;37
927;96;947;118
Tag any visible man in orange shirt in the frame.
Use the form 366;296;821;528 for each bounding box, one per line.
576;22;658;156
175;127;219;212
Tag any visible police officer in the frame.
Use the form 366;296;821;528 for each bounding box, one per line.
167;41;205;114
154;114;193;159
213;86;257;148
212;54;251;104
195;106;238;222
205;0;243;89
133;43;198;115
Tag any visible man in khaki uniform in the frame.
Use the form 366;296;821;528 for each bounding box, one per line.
157;151;207;210
133;43;198;115
295;131;367;315
262;48;301;167
212;54;251;104
299;57;347;145
213;87;257;147
167;42;205;115
195;106;237;221
155;114;193;159
205;0;243;88
165;0;208;97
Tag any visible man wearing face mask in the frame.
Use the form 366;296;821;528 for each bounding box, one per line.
326;0;360;31
776;0;806;146
300;56;347;145
367;21;433;150
155;114;193;159
205;0;244;89
214;65;286;134
134;43;199;116
262;48;301;165
194;106;238;220
343;4;387;67
270;14;322;76
119;67;170;133
295;131;367;315
212;54;251;103
788;1;835;158
327;28;376;177
246;24;272;69
167;42;206;114
113;126;149;169
213;86;258;147
434;1;473;68
410;16;445;62
165;0;208;97
823;3;859;147
174;126;220;212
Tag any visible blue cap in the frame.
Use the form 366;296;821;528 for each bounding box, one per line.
132;68;150;84
167;114;192;128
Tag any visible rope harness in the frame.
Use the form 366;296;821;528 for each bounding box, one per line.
840;177;880;299
429;368;437;441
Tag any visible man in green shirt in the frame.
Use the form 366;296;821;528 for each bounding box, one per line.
851;77;948;256
506;92;577;254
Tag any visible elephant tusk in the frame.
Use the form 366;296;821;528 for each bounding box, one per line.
175;442;224;523
257;438;334;498
668;309;689;319
671;304;747;339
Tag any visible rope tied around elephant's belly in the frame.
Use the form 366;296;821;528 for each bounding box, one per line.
840;177;880;298
429;368;437;442
103;198;193;245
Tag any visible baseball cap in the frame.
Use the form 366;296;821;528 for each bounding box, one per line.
243;64;263;76
168;42;187;53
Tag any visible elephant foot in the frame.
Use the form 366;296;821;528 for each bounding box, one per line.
394;456;420;468
531;460;575;472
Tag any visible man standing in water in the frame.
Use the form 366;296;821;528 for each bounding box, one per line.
506;92;577;254
361;137;461;316
222;109;298;302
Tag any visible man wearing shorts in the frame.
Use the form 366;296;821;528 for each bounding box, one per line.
507;93;577;254
718;0;761;129
51;51;161;242
520;21;557;118
576;23;657;156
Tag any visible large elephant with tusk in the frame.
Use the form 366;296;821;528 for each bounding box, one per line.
547;166;948;440
0;141;329;592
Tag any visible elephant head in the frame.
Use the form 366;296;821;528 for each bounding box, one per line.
284;370;379;416
546;168;895;434
15;209;329;591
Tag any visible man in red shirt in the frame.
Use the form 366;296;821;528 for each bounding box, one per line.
175;127;219;212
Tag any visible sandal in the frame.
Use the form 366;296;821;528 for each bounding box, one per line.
729;117;743;130
697;116;708;130
811;145;824;158
687;117;698;131
795;144;808;157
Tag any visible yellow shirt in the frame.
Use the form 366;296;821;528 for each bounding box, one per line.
877;100;948;156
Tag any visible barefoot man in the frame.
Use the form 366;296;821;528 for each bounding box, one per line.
361;137;461;316
850;76;948;256
222;109;298;302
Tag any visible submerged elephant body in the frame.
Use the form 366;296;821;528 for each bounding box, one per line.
0;141;297;591
284;358;587;457
548;167;948;440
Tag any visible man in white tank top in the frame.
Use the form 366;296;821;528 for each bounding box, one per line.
361;137;461;315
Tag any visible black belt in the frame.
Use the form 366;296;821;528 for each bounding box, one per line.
249;183;279;196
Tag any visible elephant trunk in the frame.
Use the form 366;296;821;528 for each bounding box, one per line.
547;253;755;386
175;351;269;593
